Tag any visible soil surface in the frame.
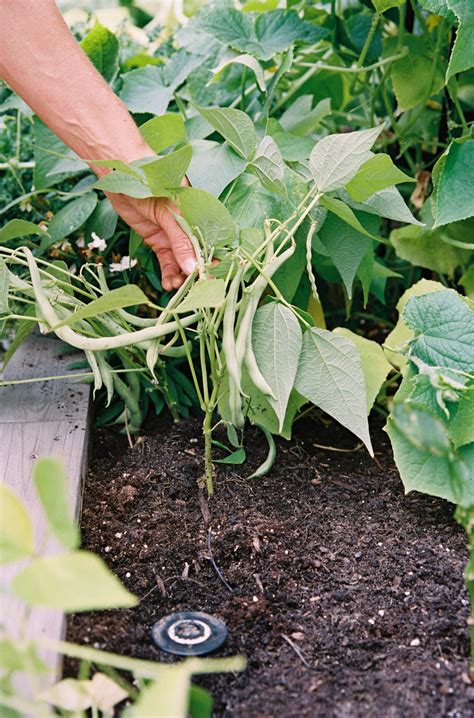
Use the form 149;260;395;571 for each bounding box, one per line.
67;416;474;717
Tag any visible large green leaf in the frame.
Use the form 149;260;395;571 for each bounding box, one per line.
178;187;236;247
294;328;373;453
174;278;225;312
403;289;474;371
252;303;302;431
279;96;331;137
120;66;173;115
434;140;474;227
80;22;119;83
52;285;150;330
346;154;414;202
384;279;444;368
386;408;474;504
12;551;138;611
446;0;474;81
0;259;9;315
139;114;186;154
319;195;380;241
341;186;423;226
372;0;404;10
194;106;256;160
334;328;392;412
210;52;266;91
390;35;445;111
390;224;470;277
317;210;378;297
141;145;192;197
47;193;98;243
94;172;152;198
84;198;118;241
226;173;280;228
249;135;285;194
33;119;89;189
0;484;34;564
0;219;46;243
449;389;474;449
309;126;382;193
187;140;246;197
33;459;80;550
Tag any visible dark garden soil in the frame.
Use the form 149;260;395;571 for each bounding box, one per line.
67;415;474;718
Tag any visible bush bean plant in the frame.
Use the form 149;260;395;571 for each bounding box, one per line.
1;0;474;675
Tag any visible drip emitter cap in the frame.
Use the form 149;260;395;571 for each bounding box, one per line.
151;611;228;656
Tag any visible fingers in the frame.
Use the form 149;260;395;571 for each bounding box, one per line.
144;229;186;291
154;201;197;277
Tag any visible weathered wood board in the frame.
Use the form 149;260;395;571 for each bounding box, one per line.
0;333;91;693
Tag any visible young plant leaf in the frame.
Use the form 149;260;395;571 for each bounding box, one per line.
0;483;34;564
446;0;474;81
120;65;173;115
94;172;152;198
0;219;47;242
141;145;192;197
309;126;383;193
319;196;380;241
390;35;445;111
12;551;138;611
80;22;119;83
390;224;470;277
209;52;266;91
33;458;80;550
194;105;257;160
345;154;414;202
294;328;373;454
342;186;423;226
372;0;404;9
0;258;10;315
252;303;303;432
139;113;187;154
178;187;237;247
52;285;151;329
279;96;331;136
174;278;226;312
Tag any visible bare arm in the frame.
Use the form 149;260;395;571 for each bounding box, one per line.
0;0;196;289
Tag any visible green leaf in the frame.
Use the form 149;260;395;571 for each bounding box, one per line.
404;289;474;371
0;219;46;243
0;483;34;564
37;678;93;712
391;403;452;456
189;684;213;718
433;140;474;227
139;114;186;155
249;135;285;194
47;193;98;243
210;52;266;91
33;458;79;550
187;140;246;197
33;119;89;189
253;9;328;59
390;224;470;277
334;329;392;412
12;551;138;611
279;96;331;136
319;195;380;241
384;279;444;368
346;154;414;202
141;146;192;197
460;264;474;298
94;172;152;198
85;198;118;241
127;669;190;718
226;173;280;228
194;106;256;160
386;409;474;504
294;328;373;453
215;447;247;465
120;66;173;115
252;303;303;431
271;132;315;162
80;22;119;83
446;0;474;81
449;389;474;449
372;0;405;10
52;285;150;329
178;187;236;247
317;210;379;298
309;126;383;192
390;35;446;111
341;186;423;226
174;278;226;312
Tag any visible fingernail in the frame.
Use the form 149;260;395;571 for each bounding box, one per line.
183;258;197;275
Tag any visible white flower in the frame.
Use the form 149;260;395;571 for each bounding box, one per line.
88;232;107;251
76;237;85;248
110;256;138;273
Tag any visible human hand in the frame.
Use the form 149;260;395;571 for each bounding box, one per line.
106;190;196;291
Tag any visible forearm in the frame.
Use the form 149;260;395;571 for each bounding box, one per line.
0;0;150;168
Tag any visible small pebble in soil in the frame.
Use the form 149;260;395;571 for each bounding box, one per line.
410;638;421;647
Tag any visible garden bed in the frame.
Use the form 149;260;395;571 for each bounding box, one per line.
67;417;473;717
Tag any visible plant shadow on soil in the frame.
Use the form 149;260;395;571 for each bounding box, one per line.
66;415;474;718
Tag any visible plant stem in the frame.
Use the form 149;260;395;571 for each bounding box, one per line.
203;406;214;495
350;12;380;94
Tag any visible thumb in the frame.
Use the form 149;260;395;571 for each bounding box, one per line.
155;201;197;276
